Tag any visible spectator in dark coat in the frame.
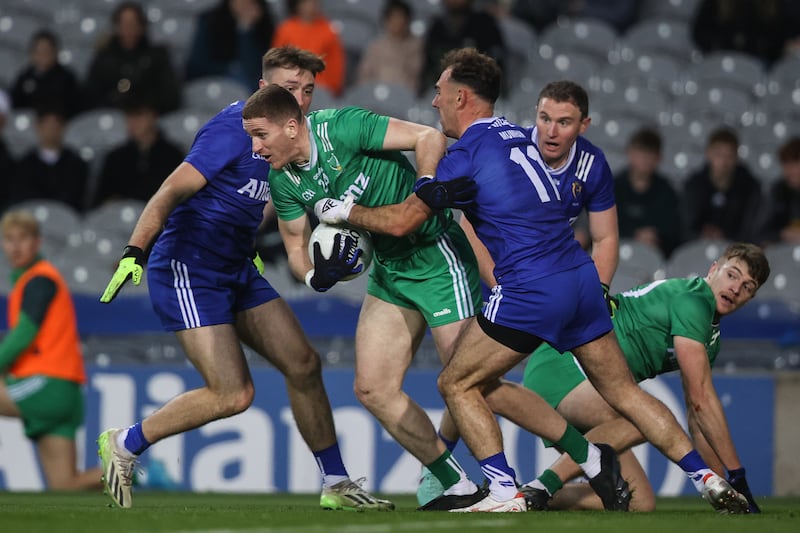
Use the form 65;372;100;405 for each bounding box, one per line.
682;127;762;243
84;1;181;113
10;29;83;119
759;136;800;244
0;90;17;213
91;97;185;207
9;105;89;213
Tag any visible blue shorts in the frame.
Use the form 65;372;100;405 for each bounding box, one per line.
147;252;280;331
481;262;612;353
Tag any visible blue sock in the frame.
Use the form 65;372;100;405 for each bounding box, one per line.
677;450;708;473
479;452;518;500
313;442;348;477
124;422;151;455
438;430;458;452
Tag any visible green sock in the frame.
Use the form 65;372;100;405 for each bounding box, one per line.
426;450;462;489
556;424;589;464
538;469;564;496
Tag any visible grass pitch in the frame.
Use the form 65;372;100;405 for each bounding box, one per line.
2;492;798;533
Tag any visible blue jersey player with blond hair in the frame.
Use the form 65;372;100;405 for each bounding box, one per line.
313;47;750;514
96;46;393;511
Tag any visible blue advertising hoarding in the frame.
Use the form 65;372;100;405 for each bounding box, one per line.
0;367;774;496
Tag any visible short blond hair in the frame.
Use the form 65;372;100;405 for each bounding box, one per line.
0;209;41;237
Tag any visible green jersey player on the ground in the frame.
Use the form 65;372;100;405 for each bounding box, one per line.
242;84;485;508
521;242;769;513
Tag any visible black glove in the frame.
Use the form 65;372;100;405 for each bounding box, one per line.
413;175;476;210
307;233;363;292
727;468;760;513
601;283;619;318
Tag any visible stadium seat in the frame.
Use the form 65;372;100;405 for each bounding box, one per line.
0;45;26;88
148;14;197;67
666;239;731;278
499;15;537;77
768;55;800;94
538;17;618;64
11;199;83;257
57;43;94;80
609;52;683;96
0;255;12;295
659;140;705;189
183;77;251;113
621;19;697;61
3;0;61;21
741;145;780;186
548;51;600;90
611;239;667;294
0;12;44;52
159;108;215;151
762;88;800;122
323;0;383;26
3;108;39;159
639;0;701;22
687;51;766;97
151;0;219;17
759;244;800;305
64;108;128;154
82;200;146;243
584;115;644;152
58;12;107;48
676;84;753;127
340;82;416;120
308;86;339;112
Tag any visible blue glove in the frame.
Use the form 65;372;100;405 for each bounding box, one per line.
306;233;363;292
727;468;760;513
413;175;476;210
601;283;619;318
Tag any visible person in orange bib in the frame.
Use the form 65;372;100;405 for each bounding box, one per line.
0;209;102;490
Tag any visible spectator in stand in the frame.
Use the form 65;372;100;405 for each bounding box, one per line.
418;0;507;97
691;0;799;67
186;0;276;92
682;127;762;243
84;1;181;114
615;128;683;257
10;29;82;119
0;90;16;213
91;96;185;207
759;136;800;244
356;0;423;94
511;0;640;33
271;0;346;97
8;105;89;213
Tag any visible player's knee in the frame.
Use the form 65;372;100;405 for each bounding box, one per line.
218;385;255;417
437;370;457;400
283;348;322;386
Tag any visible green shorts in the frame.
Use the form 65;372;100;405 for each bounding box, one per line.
6;375;85;440
523;343;587;409
368;223;481;327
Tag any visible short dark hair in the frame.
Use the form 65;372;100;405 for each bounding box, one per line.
30;29;59;51
721;243;770;289
778;136;800;164
383;0;412;20
262;45;326;79
537;81;589;119
112;1;148;29
627;127;662;153
440;47;502;104
242;84;303;124
707;127;739;149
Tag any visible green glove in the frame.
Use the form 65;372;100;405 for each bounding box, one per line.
252;251;265;275
100;246;145;303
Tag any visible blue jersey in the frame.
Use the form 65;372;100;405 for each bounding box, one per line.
152;101;270;268
437;117;591;286
530;127;615;223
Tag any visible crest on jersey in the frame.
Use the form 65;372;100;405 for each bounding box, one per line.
326;153;342;172
571;181;583;199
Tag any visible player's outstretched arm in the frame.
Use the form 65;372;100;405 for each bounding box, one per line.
100;162;208;303
676;336;744;472
381;118;447;177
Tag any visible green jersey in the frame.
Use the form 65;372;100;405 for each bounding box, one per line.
524;277;722;408
614;277;721;381
268;106;451;260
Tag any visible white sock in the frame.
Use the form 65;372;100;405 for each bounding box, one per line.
322;474;349;488
580;443;602;479
442;473;478;496
115;428;135;455
690;469;715;492
525;479;551;496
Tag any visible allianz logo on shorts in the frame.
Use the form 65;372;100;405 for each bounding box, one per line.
433;308;452;318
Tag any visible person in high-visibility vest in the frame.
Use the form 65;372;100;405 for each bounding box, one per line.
0;209;102;490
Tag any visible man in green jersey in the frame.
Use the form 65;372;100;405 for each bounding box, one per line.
241;83;486;506
520;242;768;513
